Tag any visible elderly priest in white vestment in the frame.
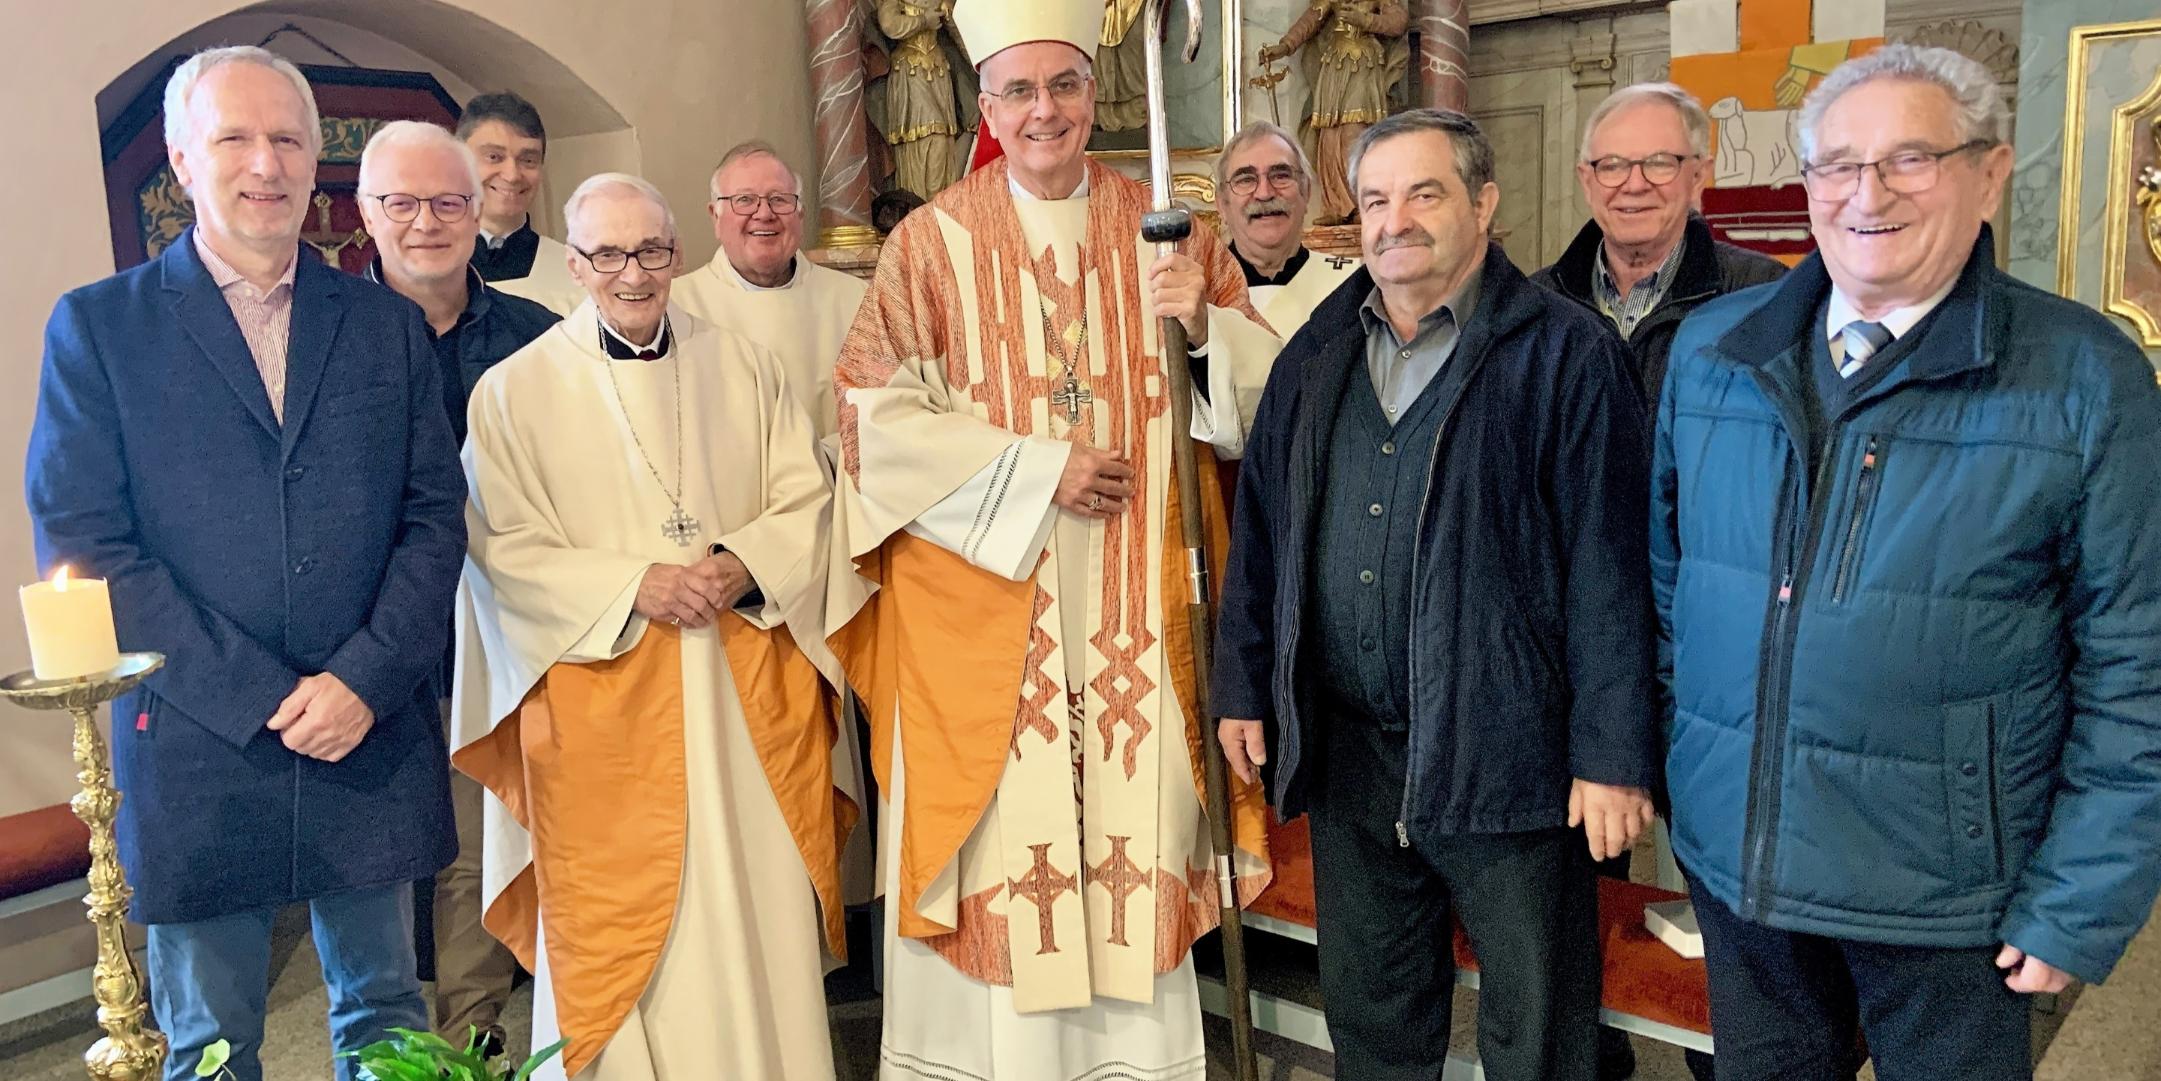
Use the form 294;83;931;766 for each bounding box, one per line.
450;172;852;1081
827;2;1280;1079
673;140;868;446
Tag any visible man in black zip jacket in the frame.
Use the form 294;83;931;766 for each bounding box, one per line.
1531;83;1785;407
1213;108;1660;1081
1535;80;1787;1081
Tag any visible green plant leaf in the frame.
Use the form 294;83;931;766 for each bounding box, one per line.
387;1027;458;1054
512;1038;570;1081
194;1039;231;1077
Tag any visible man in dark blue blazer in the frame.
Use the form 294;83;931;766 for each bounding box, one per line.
24;46;464;1081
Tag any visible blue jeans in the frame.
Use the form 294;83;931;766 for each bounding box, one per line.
147;882;428;1081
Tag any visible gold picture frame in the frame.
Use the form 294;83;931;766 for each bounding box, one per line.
2056;16;2161;347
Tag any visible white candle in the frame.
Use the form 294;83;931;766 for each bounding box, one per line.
20;566;120;681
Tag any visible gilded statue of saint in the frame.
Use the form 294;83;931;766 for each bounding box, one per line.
872;0;974;199
1260;0;1408;224
1094;0;1149;133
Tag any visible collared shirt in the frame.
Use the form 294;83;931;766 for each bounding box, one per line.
1592;236;1684;339
1356;270;1481;421
472;216;542;282
193;229;299;422
1231;244;1312;289
599;316;673;360
1824;277;1958;368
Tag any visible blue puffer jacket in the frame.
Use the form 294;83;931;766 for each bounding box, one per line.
1652;235;2161;983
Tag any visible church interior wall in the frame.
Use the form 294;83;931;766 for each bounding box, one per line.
0;0;819;817
0;0;2051;816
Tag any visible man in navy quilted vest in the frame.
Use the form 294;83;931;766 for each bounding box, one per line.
1654;43;2161;1080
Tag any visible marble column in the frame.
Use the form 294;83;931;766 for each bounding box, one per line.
1412;0;1470;111
805;0;878;248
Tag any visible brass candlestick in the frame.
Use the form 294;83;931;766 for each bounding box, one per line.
1;653;167;1081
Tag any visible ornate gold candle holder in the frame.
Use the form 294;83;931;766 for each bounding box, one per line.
1;653;167;1081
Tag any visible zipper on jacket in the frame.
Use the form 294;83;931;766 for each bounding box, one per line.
1830;437;1883;604
1737;395;1843;921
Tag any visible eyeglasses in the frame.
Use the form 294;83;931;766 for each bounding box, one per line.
365;193;476;223
713;192;803;216
1227;165;1303;197
1585;154;1695;188
993;74;1092;109
571;244;676;274
1800;140;1990;201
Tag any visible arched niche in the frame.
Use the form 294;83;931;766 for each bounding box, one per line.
92;0;637;270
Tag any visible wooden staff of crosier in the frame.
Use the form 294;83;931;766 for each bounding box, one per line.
1140;2;1259;1078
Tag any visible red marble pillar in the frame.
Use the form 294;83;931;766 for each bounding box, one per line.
805;0;876;246
1413;0;1470;112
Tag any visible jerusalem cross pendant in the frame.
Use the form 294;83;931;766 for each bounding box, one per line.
661;505;702;546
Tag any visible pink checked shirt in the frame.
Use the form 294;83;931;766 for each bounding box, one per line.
192;230;299;423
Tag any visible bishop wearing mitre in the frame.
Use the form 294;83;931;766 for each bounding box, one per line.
827;2;1279;1078
451;172;851;1081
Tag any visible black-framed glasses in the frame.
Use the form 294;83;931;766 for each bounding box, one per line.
1800;140;1991;201
1585;154;1695;188
994;73;1092;108
714;192;803;216
571;243;676;274
1227;165;1303;197
365;192;476;223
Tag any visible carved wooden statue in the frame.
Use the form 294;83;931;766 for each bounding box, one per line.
1260;0;1409;224
872;0;972;199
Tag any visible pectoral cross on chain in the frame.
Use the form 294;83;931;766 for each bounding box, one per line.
1051;373;1094;424
662;505;702;546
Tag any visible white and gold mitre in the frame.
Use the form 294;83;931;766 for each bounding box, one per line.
951;0;1101;67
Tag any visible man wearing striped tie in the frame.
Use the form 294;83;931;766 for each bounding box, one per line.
1653;44;2161;1081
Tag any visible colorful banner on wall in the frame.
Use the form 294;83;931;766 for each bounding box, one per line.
1671;37;1883;263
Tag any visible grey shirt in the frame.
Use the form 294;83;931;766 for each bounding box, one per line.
1357;270;1482;421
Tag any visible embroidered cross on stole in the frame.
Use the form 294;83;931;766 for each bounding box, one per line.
977;207;1187;1012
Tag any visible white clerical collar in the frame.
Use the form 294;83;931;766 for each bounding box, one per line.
721;254;799;292
1824;275;1958;346
1009;171;1091;202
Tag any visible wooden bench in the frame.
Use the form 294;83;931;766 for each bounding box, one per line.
0;803;102;1026
1200;813;1713;1075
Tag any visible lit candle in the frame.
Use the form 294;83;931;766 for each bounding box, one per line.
19;566;120;681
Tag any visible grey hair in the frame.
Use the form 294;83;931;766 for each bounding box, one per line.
563;172;679;244
1214;121;1314;198
163;46;322;153
709;140;804;199
1579;82;1712;161
1797;43;2011;163
1346;108;1495;199
359;120;485;207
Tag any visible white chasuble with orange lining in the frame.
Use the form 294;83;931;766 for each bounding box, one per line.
830;160;1277;1081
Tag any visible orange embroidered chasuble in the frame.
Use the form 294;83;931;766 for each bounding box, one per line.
830;159;1277;1025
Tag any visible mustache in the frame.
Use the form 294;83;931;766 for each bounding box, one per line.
1374;227;1435;253
1245;197;1293;220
